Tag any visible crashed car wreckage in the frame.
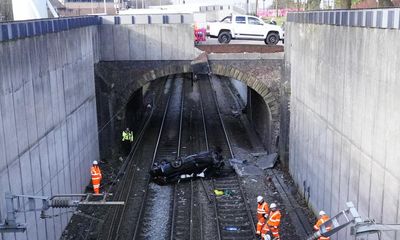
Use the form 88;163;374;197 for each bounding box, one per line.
150;148;224;185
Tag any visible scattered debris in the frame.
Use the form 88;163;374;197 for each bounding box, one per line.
232;164;263;176
250;152;269;157
214;189;224;196
214;189;234;197
229;158;248;165
255;153;278;170
231;110;240;117
225;226;240;231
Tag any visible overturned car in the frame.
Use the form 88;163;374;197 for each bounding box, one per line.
150;149;224;185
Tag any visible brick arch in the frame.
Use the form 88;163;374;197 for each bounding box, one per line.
121;64;279;115
120;62;280;152
120;62;192;106
208;63;280;120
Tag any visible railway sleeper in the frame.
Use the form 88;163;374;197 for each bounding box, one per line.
221;230;254;238
217;209;248;214
216;196;244;202
217;203;246;208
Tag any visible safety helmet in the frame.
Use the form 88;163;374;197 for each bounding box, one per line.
270;203;277;209
319;210;326;216
93;160;98;165
257;196;263;203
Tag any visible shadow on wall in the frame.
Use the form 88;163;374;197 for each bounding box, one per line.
248;88;272;152
99;23;198;61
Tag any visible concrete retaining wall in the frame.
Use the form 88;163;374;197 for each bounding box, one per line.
286;14;400;239
99;23;199;61
0;25;99;240
230;78;247;104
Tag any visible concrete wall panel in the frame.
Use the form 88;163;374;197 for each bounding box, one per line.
101;24;197;61
24;81;38;146
100;25;115;61
25;212;38;240
19;152;33;195
33;76;45;138
145;25;162;60
0;100;7;173
113;26;130;60
287;22;400;235
128;25;146;60
30;145;42;194
0;25;99;240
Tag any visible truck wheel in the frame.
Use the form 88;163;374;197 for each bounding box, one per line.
218;32;231;44
265;32;279;45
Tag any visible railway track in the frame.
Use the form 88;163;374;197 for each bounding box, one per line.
99;78;167;240
170;77;195;240
211;75;312;239
99;76;175;240
199;75;256;240
133;75;184;240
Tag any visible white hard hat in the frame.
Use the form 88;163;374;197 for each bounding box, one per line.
270;203;277;209
257;196;263;203
319;210;326;216
93;160;98;165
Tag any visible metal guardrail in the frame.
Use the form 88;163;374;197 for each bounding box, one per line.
287;8;400;29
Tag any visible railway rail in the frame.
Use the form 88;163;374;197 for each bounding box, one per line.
170;78;195;240
99;78;168;240
132;76;183;240
212;75;312;239
100;76;175;240
199;75;257;240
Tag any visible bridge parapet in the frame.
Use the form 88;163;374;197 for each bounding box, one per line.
288;8;400;29
100;14;193;25
0;16;99;42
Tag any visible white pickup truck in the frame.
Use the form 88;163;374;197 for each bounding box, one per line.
206;15;284;45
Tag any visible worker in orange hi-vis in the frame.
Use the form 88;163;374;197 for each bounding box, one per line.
91;160;102;194
314;211;331;240
263;203;281;240
256;196;270;236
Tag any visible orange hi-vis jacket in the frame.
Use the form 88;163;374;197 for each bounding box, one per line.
314;215;331;240
257;202;270;220
256;202;270;234
267;210;282;227
91;165;102;193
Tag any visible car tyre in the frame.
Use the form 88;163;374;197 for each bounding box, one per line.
218;32;231;44
265;32;280;45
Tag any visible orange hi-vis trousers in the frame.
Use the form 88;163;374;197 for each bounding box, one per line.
92;178;100;194
257;217;266;234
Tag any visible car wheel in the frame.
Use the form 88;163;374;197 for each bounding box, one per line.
265;32;279;45
218;32;231;44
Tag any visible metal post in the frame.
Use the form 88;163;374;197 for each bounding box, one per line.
103;0;107;14
5;193;16;226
